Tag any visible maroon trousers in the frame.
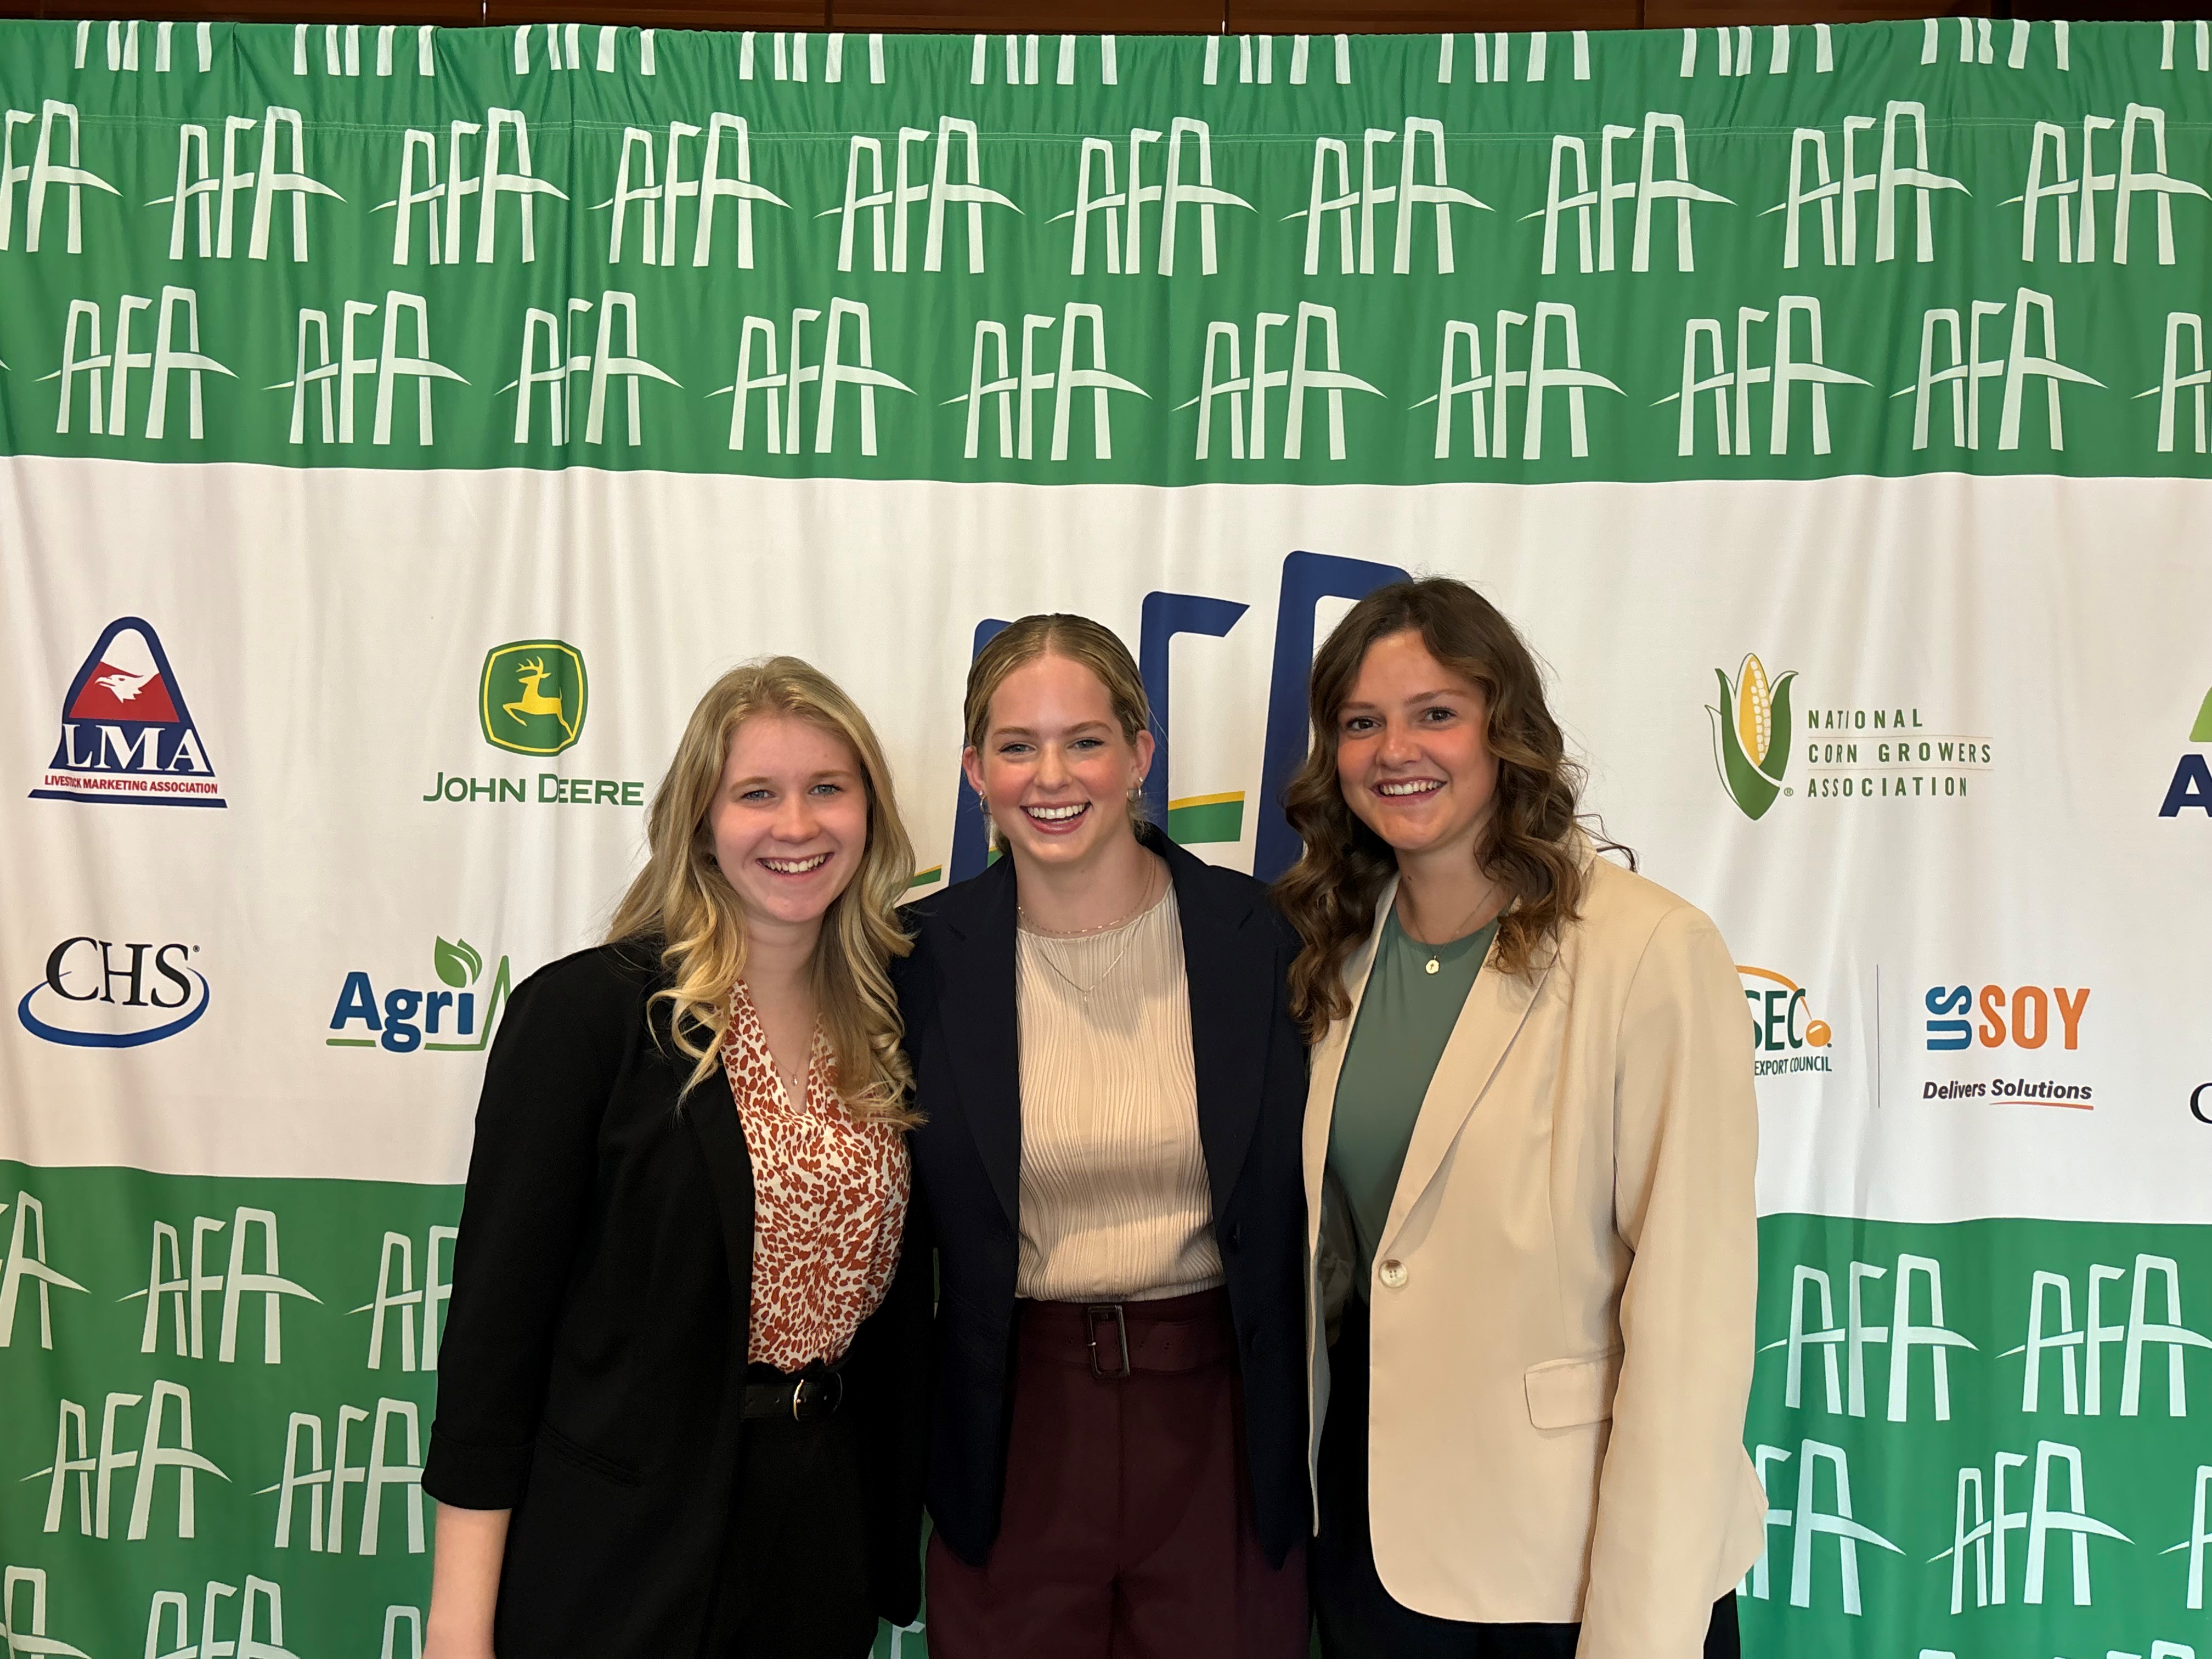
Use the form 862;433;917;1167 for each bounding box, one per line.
925;1288;1308;1659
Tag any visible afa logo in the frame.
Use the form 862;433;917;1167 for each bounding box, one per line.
479;639;586;758
29;617;226;808
329;938;511;1053
18;935;209;1049
1738;966;1834;1077
2158;685;2212;817
1708;654;1797;821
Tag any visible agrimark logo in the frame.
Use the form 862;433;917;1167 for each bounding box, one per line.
30;617;225;807
18;934;209;1049
329;938;510;1053
2158;685;2212;817
1709;650;1993;818
422;639;642;807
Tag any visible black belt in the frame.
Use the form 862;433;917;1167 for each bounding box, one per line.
741;1367;845;1422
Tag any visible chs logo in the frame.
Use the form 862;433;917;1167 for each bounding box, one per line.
1738;966;1833;1077
29;617;226;808
1708;654;1797;820
329;938;511;1054
17;936;209;1048
2158;686;2212;816
479;639;586;757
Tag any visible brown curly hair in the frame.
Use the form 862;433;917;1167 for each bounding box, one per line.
1273;577;1625;1037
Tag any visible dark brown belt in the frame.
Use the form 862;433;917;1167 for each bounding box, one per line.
1019;1286;1234;1380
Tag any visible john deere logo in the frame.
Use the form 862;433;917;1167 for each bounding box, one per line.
1708;653;1798;820
481;641;586;757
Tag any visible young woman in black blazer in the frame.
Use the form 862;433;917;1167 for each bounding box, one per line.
421;658;928;1659
896;614;1311;1657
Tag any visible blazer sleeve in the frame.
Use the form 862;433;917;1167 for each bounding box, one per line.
421;955;634;1510
1577;907;1760;1659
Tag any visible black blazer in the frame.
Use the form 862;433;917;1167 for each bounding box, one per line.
895;827;1311;1568
422;943;928;1655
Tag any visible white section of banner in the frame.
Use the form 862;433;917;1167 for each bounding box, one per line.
2;459;2207;1229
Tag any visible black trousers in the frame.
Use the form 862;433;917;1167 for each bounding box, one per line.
1312;1297;1741;1659
706;1364;881;1659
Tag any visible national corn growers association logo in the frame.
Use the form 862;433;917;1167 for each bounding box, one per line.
29;617;226;808
423;639;642;807
1709;655;1797;820
1707;650;1991;817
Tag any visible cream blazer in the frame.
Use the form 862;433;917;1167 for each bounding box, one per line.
1303;855;1767;1658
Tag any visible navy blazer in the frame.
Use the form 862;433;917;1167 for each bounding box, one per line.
896;827;1311;1567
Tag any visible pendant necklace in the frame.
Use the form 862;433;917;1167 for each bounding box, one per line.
1407;892;1497;976
1021;861;1163;998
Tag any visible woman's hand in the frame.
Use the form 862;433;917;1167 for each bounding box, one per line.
423;1501;511;1659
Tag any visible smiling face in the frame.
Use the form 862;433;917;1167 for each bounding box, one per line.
1334;628;1499;866
962;651;1154;875
708;712;870;938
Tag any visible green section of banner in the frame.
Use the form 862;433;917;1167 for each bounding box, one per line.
9;1162;2210;1656
0;21;2208;484
1741;1212;2212;1659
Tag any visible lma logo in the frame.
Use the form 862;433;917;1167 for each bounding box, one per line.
29;618;226;807
329;938;511;1053
1708;654;1797;820
2158;686;2212;816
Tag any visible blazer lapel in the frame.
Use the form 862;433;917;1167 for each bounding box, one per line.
678;1040;755;1352
1377;929;1556;1254
1302;880;1394;1252
1160;833;1270;1219
934;859;1024;1226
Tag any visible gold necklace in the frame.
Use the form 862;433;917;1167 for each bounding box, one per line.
1402;892;1497;976
1022;865;1164;997
1017;859;1163;939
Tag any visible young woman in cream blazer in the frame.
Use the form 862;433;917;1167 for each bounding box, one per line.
1274;577;1767;1659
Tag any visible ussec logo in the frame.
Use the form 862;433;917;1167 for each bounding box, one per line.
17;935;209;1048
1737;965;1835;1079
2157;685;2212;817
1707;648;1993;818
329;938;511;1053
423;639;642;808
29;617;227;808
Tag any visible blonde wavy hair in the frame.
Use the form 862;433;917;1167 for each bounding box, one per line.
607;657;917;1124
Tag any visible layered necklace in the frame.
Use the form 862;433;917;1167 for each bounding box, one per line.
1019;858;1166;998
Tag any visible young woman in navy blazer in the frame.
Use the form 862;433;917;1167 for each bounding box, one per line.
896;614;1311;1657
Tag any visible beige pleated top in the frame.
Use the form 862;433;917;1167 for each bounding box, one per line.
1014;881;1225;1303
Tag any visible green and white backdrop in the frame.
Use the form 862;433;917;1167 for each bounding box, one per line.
1;12;2209;1658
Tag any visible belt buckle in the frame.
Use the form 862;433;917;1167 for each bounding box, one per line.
1086;1304;1130;1380
792;1371;844;1421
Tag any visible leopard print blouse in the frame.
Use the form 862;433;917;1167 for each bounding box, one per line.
719;983;909;1372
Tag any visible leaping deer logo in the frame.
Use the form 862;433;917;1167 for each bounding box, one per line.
502;658;578;742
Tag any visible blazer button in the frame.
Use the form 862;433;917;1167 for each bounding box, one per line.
1378;1259;1407;1290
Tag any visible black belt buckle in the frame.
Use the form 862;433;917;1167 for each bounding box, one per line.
1086;1304;1131;1380
791;1371;844;1421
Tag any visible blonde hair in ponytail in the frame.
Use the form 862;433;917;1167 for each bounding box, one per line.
607;657;917;1125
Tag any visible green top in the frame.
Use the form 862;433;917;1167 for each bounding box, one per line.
1327;905;1498;1297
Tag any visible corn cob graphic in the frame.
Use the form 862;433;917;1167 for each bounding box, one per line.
1708;653;1798;820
